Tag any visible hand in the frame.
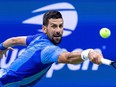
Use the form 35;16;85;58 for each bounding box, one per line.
0;47;14;58
88;50;103;64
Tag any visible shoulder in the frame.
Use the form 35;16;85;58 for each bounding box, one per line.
41;45;64;64
26;33;50;45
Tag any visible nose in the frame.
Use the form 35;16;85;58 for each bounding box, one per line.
55;27;62;35
56;28;60;33
56;27;62;33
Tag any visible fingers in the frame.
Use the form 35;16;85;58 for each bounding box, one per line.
88;50;103;65
7;47;14;51
91;57;102;65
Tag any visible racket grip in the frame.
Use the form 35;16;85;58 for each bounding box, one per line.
101;58;112;66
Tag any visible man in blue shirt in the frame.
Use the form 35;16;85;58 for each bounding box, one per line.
0;10;103;87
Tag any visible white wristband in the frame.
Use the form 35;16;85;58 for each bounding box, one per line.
81;49;94;61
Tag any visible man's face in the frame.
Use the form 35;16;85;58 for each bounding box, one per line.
43;18;64;45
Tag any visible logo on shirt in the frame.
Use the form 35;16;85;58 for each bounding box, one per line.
22;2;78;37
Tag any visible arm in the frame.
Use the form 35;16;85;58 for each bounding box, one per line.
58;49;103;64
2;36;27;48
0;36;27;58
41;46;103;65
0;34;39;58
58;51;84;64
0;33;40;49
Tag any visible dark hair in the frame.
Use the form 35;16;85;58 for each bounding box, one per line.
43;10;63;26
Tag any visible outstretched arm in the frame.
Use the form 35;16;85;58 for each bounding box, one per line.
41;46;102;65
58;51;83;64
58;49;103;65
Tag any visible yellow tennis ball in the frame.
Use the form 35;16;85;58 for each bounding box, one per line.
99;28;111;38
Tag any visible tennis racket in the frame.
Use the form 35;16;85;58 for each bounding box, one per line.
101;58;116;69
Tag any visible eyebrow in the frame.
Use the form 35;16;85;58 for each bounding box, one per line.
50;23;63;25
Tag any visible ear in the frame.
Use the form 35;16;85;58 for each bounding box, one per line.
42;25;47;34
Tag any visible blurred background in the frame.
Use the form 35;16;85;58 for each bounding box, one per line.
0;0;116;87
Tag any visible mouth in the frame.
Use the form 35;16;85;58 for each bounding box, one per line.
53;36;61;39
53;34;62;39
51;35;62;45
53;34;62;37
54;36;61;37
53;36;61;40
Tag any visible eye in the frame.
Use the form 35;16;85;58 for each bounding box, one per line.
59;24;63;28
51;24;57;28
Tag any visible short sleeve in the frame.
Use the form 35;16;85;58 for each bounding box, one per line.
26;34;39;45
41;45;64;64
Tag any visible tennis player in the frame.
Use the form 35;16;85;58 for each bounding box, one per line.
0;10;103;87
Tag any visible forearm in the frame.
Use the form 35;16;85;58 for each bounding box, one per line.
67;52;84;64
58;51;84;64
58;49;103;65
3;37;19;48
1;36;27;49
58;49;95;64
67;49;96;64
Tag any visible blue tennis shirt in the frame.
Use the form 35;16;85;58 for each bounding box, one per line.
0;33;64;87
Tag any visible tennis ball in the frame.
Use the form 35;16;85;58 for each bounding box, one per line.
99;28;111;38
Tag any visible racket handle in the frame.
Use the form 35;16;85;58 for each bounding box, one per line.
101;58;112;66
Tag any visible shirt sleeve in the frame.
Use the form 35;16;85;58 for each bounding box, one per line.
41;45;64;64
26;34;39;45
